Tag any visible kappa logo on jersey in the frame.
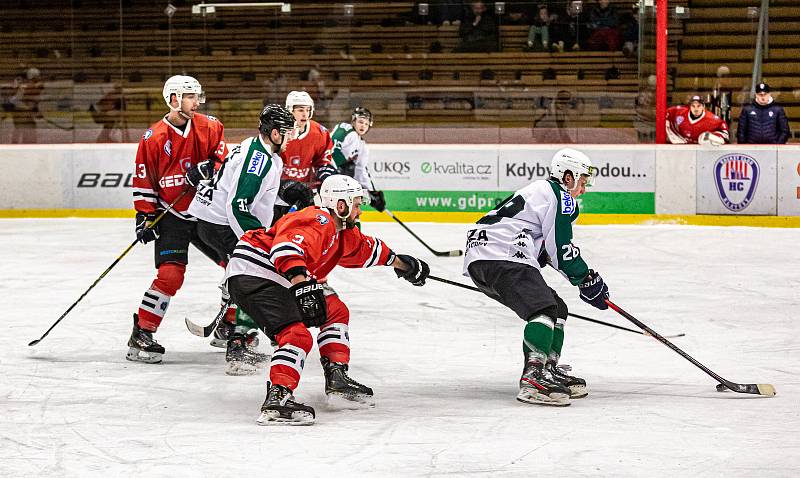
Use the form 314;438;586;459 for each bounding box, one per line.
676;116;684;125
316;214;329;225
143;129;153;140
561;191;575;215
164;140;172;157
714;153;760;212
208;115;218;121
246;151;268;175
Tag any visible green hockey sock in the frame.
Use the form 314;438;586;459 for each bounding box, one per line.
549;318;565;363
234;308;259;335
522;315;555;362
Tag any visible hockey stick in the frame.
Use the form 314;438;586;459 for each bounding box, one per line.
28;189;191;347
185;298;232;338
427;275;685;338
605;300;776;397
384;209;463;257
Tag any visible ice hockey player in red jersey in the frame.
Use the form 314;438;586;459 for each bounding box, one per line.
225;175;430;425
127;75;229;364
666;95;729;145
277;91;336;212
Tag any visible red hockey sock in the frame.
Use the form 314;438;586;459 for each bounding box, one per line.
269;322;312;390
136;262;185;331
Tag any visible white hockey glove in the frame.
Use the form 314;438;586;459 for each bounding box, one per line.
698;132;725;146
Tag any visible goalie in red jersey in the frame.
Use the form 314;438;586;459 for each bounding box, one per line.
225;175;430;425
666;95;729;145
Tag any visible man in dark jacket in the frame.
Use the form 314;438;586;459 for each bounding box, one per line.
736;82;791;144
454;1;498;53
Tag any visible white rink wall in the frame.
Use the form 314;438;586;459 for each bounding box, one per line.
0;143;799;217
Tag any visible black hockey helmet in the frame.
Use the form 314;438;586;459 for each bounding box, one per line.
351;106;373;127
259;104;296;138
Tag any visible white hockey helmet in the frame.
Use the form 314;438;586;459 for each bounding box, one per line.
550;148;597;187
320;174;368;219
285;90;314;118
163;75;205;110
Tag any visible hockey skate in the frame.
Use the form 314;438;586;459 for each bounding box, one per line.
547;362;588;399
225;333;270;376
517;355;570;406
125;314;165;364
321;357;375;408
256;383;315;426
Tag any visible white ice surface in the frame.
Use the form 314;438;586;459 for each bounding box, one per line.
1;219;799;477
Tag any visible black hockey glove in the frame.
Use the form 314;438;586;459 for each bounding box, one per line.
316;163;338;184
368;190;386;212
394;254;430;286
185;160;215;187
290;279;327;328
278;180;315;209
135;212;160;244
578;270;609;310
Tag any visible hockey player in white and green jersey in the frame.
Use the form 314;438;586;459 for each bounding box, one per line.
463;148;610;406
330;107;386;212
188;104;314;375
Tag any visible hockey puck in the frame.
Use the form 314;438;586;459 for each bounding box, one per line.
716;384;728;392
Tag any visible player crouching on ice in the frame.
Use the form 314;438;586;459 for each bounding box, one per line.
462;148;610;407
224;175;430;425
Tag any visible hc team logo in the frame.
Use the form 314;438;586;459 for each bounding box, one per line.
714;153;760;212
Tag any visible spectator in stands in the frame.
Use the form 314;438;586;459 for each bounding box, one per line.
586;0;621;52
619;5;639;58
91;84;129;143
433;0;463;26
666;95;729;145
559;1;588;51
8;67;43;144
736;82;791;144
454;1;498;53
505;1;537;26
526;5;564;53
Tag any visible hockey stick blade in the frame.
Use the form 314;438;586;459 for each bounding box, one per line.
606;300;776;397
435;249;464;257
185;299;232;338
385;210;463;257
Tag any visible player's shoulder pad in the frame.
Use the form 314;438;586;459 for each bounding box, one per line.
315;121;328;133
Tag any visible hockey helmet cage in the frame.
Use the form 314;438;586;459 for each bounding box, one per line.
285;90;314;118
259;104;296;138
163;75;205;110
351;106;373;127
320;174;368;219
550;148;597;187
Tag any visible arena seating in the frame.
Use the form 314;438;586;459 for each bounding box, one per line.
0;0;688;135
